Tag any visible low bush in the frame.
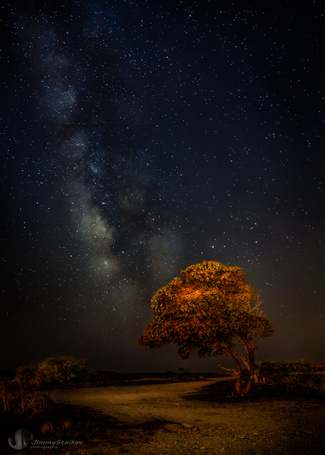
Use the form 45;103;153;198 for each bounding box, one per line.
257;360;312;380
37;356;89;385
0;382;52;418
15;356;89;388
15;365;38;386
256;360;324;397
282;373;325;397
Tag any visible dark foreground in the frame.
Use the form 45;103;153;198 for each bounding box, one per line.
2;377;325;454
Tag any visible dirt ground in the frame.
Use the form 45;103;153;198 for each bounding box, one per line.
45;378;325;455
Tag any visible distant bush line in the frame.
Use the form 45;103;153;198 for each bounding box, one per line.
256;360;325;398
1;358;324;421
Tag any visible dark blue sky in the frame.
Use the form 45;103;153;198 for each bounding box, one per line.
1;0;324;372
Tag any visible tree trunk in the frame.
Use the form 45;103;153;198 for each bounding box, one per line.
217;347;244;395
214;344;256;396
240;344;256;395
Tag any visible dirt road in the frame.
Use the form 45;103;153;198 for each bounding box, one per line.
51;378;226;426
49;379;325;454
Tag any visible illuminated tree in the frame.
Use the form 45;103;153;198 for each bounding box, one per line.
138;261;274;395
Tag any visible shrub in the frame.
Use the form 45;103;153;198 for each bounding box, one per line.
256;360;324;397
256;360;312;382
282;373;325;397
15;365;37;385
37;356;89;385
15;356;89;387
0;381;52;418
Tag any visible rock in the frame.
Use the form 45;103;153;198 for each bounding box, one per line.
182;423;193;429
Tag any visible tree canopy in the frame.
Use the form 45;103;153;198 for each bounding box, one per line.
138;261;274;394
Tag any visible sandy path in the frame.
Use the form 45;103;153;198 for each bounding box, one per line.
50;379;226;426
49;379;325;454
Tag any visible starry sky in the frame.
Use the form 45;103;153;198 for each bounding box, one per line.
1;0;324;373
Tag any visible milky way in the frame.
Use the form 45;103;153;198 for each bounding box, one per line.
1;1;324;372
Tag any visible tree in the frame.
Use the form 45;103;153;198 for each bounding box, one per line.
138;261;274;395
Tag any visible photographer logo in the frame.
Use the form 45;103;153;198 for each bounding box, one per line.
8;428;84;450
8;428;33;450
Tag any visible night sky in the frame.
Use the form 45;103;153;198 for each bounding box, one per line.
1;1;324;373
